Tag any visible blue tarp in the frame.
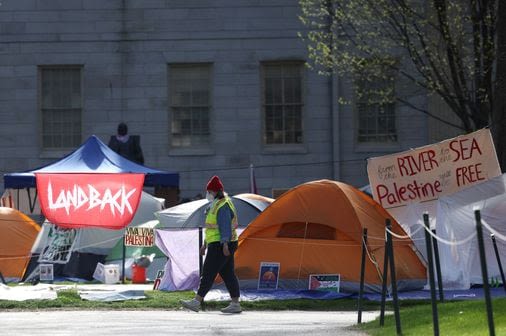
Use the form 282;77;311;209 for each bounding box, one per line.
360;287;506;301
205;288;506;302
3;135;179;188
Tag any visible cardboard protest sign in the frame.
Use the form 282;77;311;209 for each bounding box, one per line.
367;129;501;208
124;227;155;247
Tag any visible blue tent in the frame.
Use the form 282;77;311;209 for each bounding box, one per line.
4;135;179;189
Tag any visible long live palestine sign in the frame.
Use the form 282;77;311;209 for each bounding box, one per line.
367;128;501;209
124;227;155;247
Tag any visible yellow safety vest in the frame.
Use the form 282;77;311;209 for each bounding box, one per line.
205;197;238;244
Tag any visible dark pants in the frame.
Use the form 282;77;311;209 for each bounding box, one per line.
197;241;240;298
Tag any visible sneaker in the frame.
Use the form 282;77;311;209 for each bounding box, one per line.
220;302;242;314
180;298;201;312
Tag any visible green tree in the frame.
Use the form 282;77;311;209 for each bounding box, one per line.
299;0;505;170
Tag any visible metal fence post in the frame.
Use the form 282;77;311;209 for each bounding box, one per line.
431;229;444;302
475;210;495;336
424;214;439;336
386;219;401;335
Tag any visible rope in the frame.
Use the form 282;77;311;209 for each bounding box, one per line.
362;236;387;284
419;223;477;246
386;228;412;239
481;220;506;242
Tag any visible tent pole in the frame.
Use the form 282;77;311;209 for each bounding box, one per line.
431;229;444;302
122;236;126;284
475;210;496;336
423;214;440;336
357;228;367;324
491;234;506;294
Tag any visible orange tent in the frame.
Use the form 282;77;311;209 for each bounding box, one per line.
235;180;427;293
0;207;40;281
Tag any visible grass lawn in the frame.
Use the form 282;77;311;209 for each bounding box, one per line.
0;288;379;311
358;297;506;336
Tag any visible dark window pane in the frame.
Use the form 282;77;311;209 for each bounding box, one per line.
169;64;211;147
356;66;397;143
40;67;82;149
262;63;303;145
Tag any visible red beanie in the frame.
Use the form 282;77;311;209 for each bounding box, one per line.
206;175;224;192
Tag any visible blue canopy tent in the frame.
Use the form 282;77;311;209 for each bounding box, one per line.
3;135;179;213
4;135;178;189
2;135;179;281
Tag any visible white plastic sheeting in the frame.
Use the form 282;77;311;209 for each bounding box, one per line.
155;228;246;291
388;174;506;289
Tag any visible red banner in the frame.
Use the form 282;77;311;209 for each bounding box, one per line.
36;173;145;230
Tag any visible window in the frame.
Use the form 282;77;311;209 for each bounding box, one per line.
262;62;303;145
169;64;211;147
356;67;397;143
40;66;82;149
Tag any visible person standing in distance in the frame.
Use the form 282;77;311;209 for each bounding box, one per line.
108;122;145;165
180;175;241;313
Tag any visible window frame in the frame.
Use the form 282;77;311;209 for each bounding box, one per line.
167;63;213;155
353;64;400;151
38;65;83;156
261;61;305;151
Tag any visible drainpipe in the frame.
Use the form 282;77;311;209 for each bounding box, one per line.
120;0;127;121
331;73;341;180
327;1;340;180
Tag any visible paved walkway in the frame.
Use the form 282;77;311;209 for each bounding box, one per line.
0;310;379;336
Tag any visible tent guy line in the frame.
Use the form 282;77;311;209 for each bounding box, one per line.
386;224;480;246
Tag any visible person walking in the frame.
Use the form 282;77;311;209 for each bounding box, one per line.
180;175;241;313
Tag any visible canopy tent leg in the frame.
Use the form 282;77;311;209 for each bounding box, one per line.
26;188;38;214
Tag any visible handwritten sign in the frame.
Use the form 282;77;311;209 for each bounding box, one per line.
124;227;155;247
367;129;501;208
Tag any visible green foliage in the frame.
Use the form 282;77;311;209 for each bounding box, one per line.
299;0;498;131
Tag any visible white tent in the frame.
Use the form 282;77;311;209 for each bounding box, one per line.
435;173;506;289
155;193;273;229
388;174;506;289
26;191;164;281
